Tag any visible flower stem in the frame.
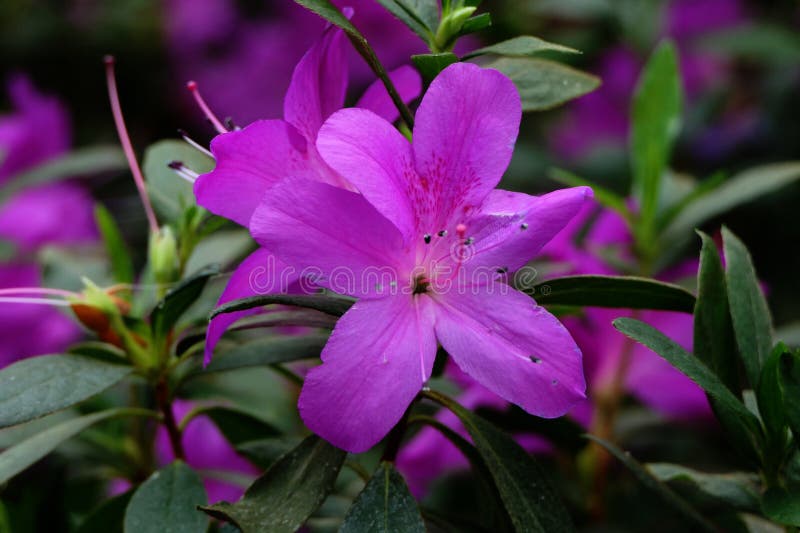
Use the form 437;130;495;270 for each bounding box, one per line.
155;378;185;460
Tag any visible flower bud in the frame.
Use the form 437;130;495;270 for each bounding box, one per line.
149;227;179;284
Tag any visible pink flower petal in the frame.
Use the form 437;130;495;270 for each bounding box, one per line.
298;295;437;452
355;65;422;124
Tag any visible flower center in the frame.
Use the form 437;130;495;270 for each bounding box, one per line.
412;274;430;295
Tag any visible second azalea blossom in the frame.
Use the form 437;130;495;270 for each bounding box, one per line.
249;62;592;452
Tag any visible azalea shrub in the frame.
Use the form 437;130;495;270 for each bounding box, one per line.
1;0;800;531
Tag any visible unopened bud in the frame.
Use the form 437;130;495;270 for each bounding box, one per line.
149;227;179;284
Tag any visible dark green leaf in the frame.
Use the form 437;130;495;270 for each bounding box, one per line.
0;354;132;428
662;162;800;243
519;275;696;313
762;486;800;526
723;227;773;388
293;0;415;127
693;232;739;392
200;435;346;533
412;53;459;82
486;57;600;111
190;406;281;447
68;341;128;363
0;408;155;484
375;0;437;43
0;146;126;203
457;13;492;37
548;168;630;221
779;350;800;439
94;204;135;285
698;24;800;65
236;437;302;470
142;140;214;221
586;436;717;532
613;318;763;438
198;334;329;376
757;344;788;440
647;463;760;512
463;35;579;59
630;41;682;245
124;461;208;533
151;264;220;338
210;293;354;320
424;390;573;532
340;462;425;533
656;171;726;232
76;490;133;533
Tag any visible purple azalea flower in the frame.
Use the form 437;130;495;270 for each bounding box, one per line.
247;62;591;452
155;400;257;503
0;76;96;367
193;23;422;364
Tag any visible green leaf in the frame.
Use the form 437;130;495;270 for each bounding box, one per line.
412;53;459;82
662;162;800;243
236;437;303;470
485;57;600;111
124;461;208;533
293;0;415;127
200;435;346;533
630;41;682;245
698;23;800;65
340;462;425;533
375;0;437;43
94;204;135;285
463;35;579;59
762;486;800;526
779;350;800;439
0;408;155;485
757;344;788;440
210;293;354;320
613;318;763;439
722;227;773;388
648;463;760;512
693;232;738;392
142;140;214;221
656;170;726;232
196;334;330;376
586;436;717;532
0;354;132;428
519;275;696;313
457;12;492;37
548;167;630;221
150;264;220;338
187;406;281;447
0;146;126;203
424;390;573;532
76;490;133;533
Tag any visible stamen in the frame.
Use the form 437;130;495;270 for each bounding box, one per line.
0;297;71;307
520;222;529;230
530;355;542;363
104;55;159;234
167;161;199;183
437;230;447;237
224;117;240;131
464;237;474;245
186;81;228;134
423;234;432;244
177;128;213;158
0;287;78;298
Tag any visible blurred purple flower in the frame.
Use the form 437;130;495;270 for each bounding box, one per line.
0;76;96;367
166;0;427;126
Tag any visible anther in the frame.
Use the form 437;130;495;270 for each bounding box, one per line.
423;234;432;244
437;230;448;237
464;237;474;245
496;267;508;274
530;356;542;363
520;222;529;230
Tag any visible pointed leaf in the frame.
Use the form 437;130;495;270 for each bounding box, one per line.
648;463;760;512
190;406;281;447
412;53;459;83
722;227;773;388
235;437;303;470
779;350;800;439
757;344;789;440
463;35;579;59
340;462;425;533
198;334;329;376
142;140;214;221
485;57;600;111
94;204;135;285
150;264;220;338
549;167;630;221
375;0;437;43
762;486;800;526
0;354;132;428
123;461;208;533
199;435;346;533
210;293;354;320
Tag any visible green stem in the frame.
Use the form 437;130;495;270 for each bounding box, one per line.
155;378;185;460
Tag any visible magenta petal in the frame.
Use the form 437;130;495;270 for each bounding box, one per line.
433;287;586;418
194;119;335;227
204;248;297;365
316;108;417;240
411;63;521;230
250;176;408;298
283;24;348;140
355;65;422;124
298;295;437;452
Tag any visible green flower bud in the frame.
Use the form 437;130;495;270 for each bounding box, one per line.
149;227;179;285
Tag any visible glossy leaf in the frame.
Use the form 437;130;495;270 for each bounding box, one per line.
630;41;682;244
142;140;214;221
340;462;425;533
0;408;155;484
123;461;208;533
587;436;717;532
648;463;760;512
198;333;330;376
662;162;800;243
463;35;579;59
424;390;573;532
520;275;696;313
486;57;600;111
150;264;220;338
210;293;354;320
76;490;133;533
412;53;459;83
723;227;773;388
375;0;437;43
200;435;346;533
613;318;762;437
0;354;132;428
94;204;135;285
